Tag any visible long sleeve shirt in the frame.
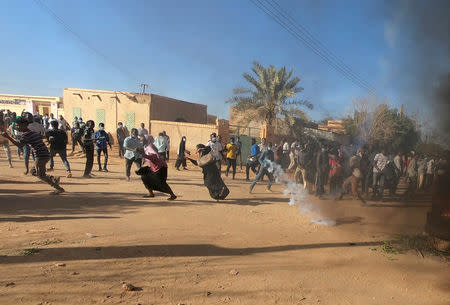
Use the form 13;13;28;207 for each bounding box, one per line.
95;130;110;150
251;144;260;157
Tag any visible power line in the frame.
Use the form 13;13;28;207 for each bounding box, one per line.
33;0;138;83
249;0;375;94
268;0;374;92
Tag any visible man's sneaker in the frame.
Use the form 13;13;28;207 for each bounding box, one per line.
66;173;72;178
126;176;130;181
103;168;109;172
8;163;13;168
97;168;102;172
82;174;92;178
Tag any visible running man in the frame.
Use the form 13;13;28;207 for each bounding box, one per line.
1;117;65;194
249;142;275;193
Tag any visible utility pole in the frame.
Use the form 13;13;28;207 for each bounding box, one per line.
140;83;148;94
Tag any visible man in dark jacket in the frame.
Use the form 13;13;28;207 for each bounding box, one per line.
315;143;329;197
116;122;129;158
46;120;72;177
71;121;83;153
82;120;95;178
95;123;112;172
249;142;275;193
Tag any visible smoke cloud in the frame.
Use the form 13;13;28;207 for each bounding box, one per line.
267;160;336;226
381;0;450;139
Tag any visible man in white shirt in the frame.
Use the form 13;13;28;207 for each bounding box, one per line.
138;123;148;142
206;133;223;174
288;140;298;171
405;153;418;199
162;130;170;161
372;148;389;199
393;152;402;173
154;132;168;161
259;138;267;152
48;113;58;130
417;156;427;190
426;157;435;189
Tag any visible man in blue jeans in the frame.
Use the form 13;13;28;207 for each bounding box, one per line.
95;123;112;172
123;128;143;181
372;148;389;200
46;120;72;178
249;142;274;193
246;138;260;181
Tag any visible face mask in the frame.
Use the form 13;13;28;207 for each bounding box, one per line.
99;127;104;131
118;125;123;128
182;138;186;142
211;137;216;142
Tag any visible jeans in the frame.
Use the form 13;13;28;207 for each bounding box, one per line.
34;157;64;191
118;140;125;157
84;145;94;176
372;172;385;197
50;148;71;171
158;152;166;161
23;144;35;172
72;136;83;152
226;158;237;178
315;170;327;196
246;160;259;180
125;157;142;177
2;142;11;161
96;147;108;169
250;166;273;191
363;169;371;195
405;176;417;199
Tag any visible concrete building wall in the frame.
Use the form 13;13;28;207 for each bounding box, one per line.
150;94;207;124
0;94;61;117
63;88;150;134
150;120;217;154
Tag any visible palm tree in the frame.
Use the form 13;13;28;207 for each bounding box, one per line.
227;61;313;127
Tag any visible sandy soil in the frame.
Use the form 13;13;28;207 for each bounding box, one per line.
0;150;449;305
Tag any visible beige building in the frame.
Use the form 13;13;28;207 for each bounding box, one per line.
0;93;63;117
63;88;208;132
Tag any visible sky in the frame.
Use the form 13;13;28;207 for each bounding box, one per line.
0;0;418;121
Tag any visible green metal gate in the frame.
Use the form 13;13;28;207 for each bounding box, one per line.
126;112;135;130
72;107;81;120
96;109;105;125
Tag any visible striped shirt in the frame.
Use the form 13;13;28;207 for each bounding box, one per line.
20;130;50;158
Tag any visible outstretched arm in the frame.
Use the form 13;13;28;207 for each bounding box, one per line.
1;131;24;148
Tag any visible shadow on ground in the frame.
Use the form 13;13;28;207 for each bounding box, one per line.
0;241;384;264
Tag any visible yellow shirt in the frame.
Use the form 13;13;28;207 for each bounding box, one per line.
226;143;238;159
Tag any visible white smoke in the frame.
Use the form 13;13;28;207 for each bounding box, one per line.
267;160;336;226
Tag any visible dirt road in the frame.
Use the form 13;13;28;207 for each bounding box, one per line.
0;152;448;305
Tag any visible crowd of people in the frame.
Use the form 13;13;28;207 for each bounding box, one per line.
262;137;447;202
1;109;448;203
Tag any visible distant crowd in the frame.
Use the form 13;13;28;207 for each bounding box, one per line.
1;109;448;203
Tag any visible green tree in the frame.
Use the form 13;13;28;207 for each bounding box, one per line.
227;61;313;127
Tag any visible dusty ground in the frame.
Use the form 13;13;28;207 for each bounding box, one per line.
0;150;449;305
